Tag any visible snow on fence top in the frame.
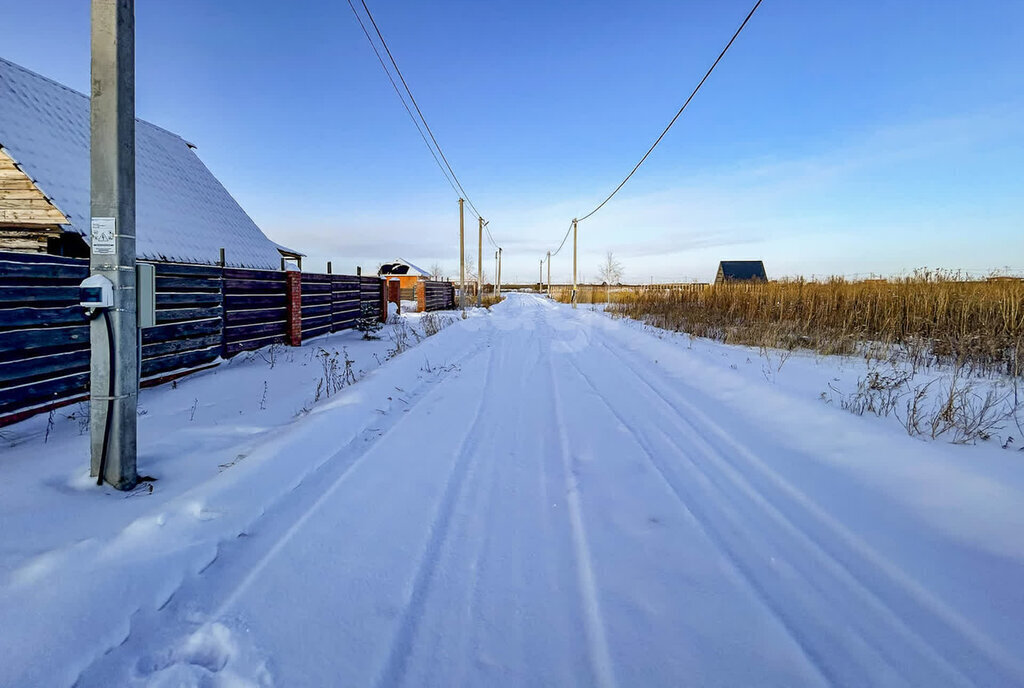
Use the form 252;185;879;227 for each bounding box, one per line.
0;57;287;269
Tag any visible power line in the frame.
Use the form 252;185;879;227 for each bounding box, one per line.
359;0;485;222
344;0;460;198
550;221;574;257
576;0;763;223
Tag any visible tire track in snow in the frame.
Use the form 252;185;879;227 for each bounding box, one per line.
371;334;501;688
561;350;835;685
453;321;542;685
211;337;495;622
545;324;618;688
74;335;496;686
574;331;1022;686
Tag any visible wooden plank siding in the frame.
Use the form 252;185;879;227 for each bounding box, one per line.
0;148;67;234
0;253;227;418
423;281;456;312
222;267;287;356
0;252;89;415
298;273;385;340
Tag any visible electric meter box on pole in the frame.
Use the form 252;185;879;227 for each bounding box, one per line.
78;266;156;327
79;274;114;309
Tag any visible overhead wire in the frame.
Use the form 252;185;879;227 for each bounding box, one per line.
359;0;486;223
344;0;459;198
576;0;763;224
349;0;501;252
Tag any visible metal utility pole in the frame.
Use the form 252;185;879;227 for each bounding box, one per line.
571;218;578;308
477;216;483;307
90;0;137;489
458;198;465;310
497;247;502;298
547;250;551;297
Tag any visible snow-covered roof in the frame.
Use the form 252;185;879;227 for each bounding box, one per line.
0;57;287;269
379;258;430;277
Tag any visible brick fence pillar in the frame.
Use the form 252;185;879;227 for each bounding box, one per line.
416;281;426;313
388;279;401;315
285;270;302;346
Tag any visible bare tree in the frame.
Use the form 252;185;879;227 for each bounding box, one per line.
597;252;624;304
429;262;446;281
597;251;624;285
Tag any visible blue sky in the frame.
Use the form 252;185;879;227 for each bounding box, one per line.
2;0;1023;282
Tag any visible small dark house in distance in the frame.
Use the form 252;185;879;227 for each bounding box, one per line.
715;260;767;285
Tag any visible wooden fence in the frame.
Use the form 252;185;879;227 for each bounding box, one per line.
422;281;456;311
0;251;385;424
301;274;383;339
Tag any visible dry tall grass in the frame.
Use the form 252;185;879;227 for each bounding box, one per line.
555;274;1024;377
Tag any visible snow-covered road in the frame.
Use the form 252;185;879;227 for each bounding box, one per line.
7;294;1024;686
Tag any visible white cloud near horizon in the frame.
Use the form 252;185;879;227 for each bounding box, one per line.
262;108;1024;283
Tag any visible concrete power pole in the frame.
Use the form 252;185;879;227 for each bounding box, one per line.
571;218;578;308
538;259;543;294
546;250;552;297
495;251;499;297
458;198;465;310
497;247;502;298
477;216;483;307
90;0;138;489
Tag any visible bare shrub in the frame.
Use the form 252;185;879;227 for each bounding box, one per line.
422;313;454;337
831;361;1014;445
315;347;357;401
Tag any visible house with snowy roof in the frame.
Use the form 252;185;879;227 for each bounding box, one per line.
0;56;299;269
378;258;432;291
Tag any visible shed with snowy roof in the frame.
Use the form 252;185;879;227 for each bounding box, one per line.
0;57;299;269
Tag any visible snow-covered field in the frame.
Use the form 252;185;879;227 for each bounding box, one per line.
1;294;1023;686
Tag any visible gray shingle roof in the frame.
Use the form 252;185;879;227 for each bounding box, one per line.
0;57;286;269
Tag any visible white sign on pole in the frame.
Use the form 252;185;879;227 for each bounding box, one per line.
91;217;116;255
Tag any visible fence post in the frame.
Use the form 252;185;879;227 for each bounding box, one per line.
378;278;387;323
219;251;227;358
416;281;426;312
285;269;302;346
386;278;400;315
